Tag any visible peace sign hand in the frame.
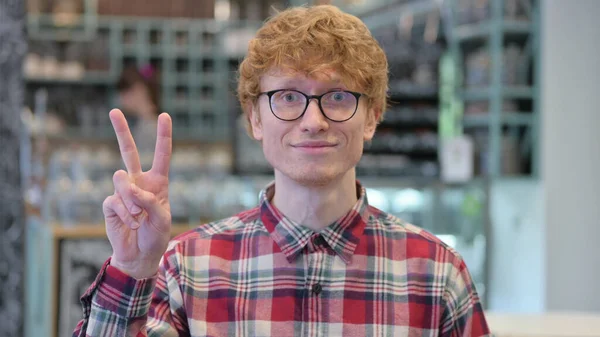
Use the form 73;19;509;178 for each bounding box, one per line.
102;109;173;279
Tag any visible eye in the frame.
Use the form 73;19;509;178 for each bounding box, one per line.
332;92;347;101
324;91;352;103
283;93;298;102
275;91;302;103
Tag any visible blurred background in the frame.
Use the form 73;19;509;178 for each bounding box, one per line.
0;0;598;336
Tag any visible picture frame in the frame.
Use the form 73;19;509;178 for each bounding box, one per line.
58;238;112;337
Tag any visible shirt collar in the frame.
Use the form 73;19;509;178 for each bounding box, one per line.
259;181;369;265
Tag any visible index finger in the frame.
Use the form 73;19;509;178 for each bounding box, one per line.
151;112;172;177
109;109;142;175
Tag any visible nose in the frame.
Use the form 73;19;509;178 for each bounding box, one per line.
299;99;329;133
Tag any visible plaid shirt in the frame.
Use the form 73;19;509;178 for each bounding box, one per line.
73;182;490;337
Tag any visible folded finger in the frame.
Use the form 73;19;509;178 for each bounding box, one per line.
130;184;170;233
113;170;142;215
103;194;139;230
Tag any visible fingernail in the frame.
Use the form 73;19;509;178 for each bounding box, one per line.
131;222;140;230
130;205;142;215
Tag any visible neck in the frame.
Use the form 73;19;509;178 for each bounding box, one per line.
138;102;157;120
272;169;359;232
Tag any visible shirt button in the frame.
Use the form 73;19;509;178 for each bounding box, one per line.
313;235;327;247
312;283;322;295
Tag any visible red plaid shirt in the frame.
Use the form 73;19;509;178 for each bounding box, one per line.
74;182;490;336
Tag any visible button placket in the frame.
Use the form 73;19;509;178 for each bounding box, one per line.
305;244;327;297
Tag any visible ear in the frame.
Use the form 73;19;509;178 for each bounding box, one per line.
248;102;263;141
363;107;381;141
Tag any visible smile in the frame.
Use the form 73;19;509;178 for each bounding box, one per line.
291;141;338;153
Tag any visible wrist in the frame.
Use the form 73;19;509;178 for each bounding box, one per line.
109;256;159;280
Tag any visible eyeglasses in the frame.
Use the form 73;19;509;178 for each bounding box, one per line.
258;89;364;122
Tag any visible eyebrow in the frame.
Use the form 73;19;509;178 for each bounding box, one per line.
270;79;347;91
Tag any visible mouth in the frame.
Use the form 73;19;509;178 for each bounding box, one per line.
292;141;337;147
291;141;338;154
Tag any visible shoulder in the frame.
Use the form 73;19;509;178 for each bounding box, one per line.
158;208;262;274
170;207;262;245
152;208;263;285
367;205;466;268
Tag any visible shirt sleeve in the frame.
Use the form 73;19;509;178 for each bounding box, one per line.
439;256;491;337
72;245;188;337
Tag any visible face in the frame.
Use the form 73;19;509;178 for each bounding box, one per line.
250;69;380;187
118;82;149;117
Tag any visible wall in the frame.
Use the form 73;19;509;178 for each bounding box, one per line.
541;0;600;312
488;179;545;312
0;0;26;336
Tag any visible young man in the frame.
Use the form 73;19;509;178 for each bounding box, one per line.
74;5;490;337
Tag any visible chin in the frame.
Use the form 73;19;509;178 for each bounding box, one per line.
263;145;362;187
277;163;349;187
291;172;337;187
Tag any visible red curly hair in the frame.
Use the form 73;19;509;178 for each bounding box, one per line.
237;5;389;134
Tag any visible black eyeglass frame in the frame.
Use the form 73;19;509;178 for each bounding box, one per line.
258;89;364;122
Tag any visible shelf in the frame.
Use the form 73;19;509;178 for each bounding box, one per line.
383;108;439;126
379;120;438;128
27;13;87;27
164;72;218;86
172;127;230;142
26;13;96;42
503;86;535;99
364;149;438;157
25;73;115;85
503;21;533;34
24;15;256;143
454;20;532;42
38;128;117;142
149;46;164;55
357;0;439;31
388;82;438;99
51;223;200;239
122;46;163;57
169;47;191;57
446;0;540;179
122;46;198;58
460;86;535;101
463;112;534;128
460;88;489;101
34;126;230;143
170;98;217;112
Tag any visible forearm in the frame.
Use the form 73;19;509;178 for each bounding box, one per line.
73;258;185;337
72;260;156;337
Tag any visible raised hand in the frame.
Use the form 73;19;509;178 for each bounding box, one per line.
102;109;173;279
